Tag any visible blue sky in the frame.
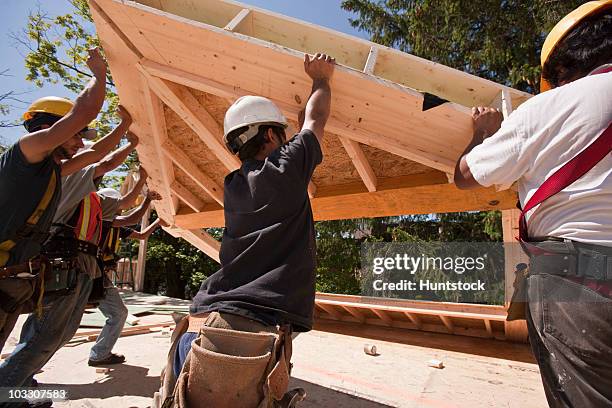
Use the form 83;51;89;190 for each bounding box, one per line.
0;0;368;146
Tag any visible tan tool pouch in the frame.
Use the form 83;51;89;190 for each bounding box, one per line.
167;324;298;408
506;263;529;321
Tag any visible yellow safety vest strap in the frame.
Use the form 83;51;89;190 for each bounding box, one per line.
0;171;57;267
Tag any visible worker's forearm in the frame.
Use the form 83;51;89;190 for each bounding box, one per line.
91;120;130;154
119;176;146;210
305;79;331;123
94;142;135;178
70;75;106;126
453;131;485;189
114;197;151;226
130;218;161;240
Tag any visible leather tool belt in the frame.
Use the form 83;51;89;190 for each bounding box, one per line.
0;257;48;280
525;240;612;282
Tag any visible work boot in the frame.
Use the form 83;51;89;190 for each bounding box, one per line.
88;352;125;366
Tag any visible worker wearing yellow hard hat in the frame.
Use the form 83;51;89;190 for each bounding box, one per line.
23;96;97;140
455;2;612;407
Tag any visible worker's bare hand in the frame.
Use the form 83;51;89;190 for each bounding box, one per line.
126;131;139;147
304;53;335;81
138;166;148;181
118;105;132;127
148;190;162;201
472;107;503;138
86;47;107;79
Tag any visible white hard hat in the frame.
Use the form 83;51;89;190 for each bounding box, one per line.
97;188;122;199
223;96;288;154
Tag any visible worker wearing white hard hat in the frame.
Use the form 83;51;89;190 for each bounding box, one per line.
161;53;336;407
454;3;612;407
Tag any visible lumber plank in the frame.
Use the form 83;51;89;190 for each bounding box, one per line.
316;303;343;320
403;311;422;329
139;68;240;172
140;59;460;173
175;182;518;229
371;309;394;326
163;139;224;205
170;181;205;212
363;46;379;75
341;305;367;323
439;315;455;333
224;8;252;33
177;229;221;263
338;137;377;192
140;80;178;215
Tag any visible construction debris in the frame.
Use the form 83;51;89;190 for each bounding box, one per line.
363;344;378;356
95;368;110;374
428;359;445;369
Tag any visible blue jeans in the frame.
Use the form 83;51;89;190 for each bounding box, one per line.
0;273;92;387
89;287;128;361
173;332;198;378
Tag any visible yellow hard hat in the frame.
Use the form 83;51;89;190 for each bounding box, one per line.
22;96;75;121
540;0;612;92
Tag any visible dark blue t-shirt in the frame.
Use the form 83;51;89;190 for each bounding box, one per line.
0;142;61;266
191;130;323;332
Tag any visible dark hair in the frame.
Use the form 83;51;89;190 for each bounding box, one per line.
542;9;612;88
228;124;286;162
23;112;62;133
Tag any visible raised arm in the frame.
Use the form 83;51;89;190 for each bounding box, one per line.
19;48;107;164
127;218;169;241
117;167;148;210
301;53;335;143
92;133;139;179
112;191;161;227
61;107;132;176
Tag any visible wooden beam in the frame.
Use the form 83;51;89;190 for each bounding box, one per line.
316;303;343;320
140;79;178;215
371;309;394;326
363;46;379;75
224;8;251;33
439;315;454;333
170;181;205;212
177;229;221;263
403;311;422;329
339;137;377;192
134;206;151;292
341;305;366;323
484;319;494;338
138;66;241;172
140;60;458;173
175;177;517;229
163;139;224;205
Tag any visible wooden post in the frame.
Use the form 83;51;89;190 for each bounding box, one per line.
502;209;529;342
134;206;151;292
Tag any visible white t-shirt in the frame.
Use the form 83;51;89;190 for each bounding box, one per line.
466;71;612;246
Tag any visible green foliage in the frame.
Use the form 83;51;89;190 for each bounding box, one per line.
341;0;584;92
14;0;118;134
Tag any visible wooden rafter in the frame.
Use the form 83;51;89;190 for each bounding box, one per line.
338;137;377;192
140;79;178;215
163;139;224;206
139;60;458;174
174;176;518;229
177;229;221;263
138;67;241;172
170;181;205;212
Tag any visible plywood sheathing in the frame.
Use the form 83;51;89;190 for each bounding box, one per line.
164;105;228;189
90;0;531;342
